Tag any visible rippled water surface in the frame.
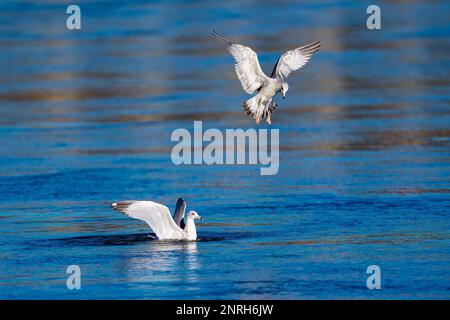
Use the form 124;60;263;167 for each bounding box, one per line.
1;0;449;299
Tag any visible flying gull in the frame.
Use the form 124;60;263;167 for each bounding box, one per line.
112;198;203;241
212;30;320;125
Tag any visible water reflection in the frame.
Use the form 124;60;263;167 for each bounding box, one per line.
0;0;449;299
123;241;200;285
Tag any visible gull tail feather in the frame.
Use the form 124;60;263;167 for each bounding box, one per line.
242;96;260;119
242;96;277;120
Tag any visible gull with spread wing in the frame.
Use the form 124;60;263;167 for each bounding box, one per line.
212;30;320;125
112;198;203;241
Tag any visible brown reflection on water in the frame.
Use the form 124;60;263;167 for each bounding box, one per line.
279;126;450;152
0;0;448;189
255;232;449;247
65;147;170;156
0;86;167;103
341;129;450;150
369;187;450;195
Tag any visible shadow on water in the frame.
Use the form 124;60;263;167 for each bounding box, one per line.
28;232;230;248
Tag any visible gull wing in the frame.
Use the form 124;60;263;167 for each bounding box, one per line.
212;30;269;94
173;197;186;229
112;200;185;240
270;41;321;79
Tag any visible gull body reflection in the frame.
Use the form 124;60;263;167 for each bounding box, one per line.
123;240;200;287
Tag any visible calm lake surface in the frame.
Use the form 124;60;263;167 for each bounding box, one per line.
0;0;449;299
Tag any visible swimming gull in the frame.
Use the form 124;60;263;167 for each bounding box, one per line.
112;199;203;241
212;30;320;125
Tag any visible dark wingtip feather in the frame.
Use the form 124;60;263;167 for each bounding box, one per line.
175;197;185;214
299;41;321;54
111;201;134;213
180;218;185;229
211;30;234;45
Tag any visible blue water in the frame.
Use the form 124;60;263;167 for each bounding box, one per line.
1;0;449;299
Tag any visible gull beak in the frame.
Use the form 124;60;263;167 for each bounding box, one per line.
199;216;204;221
282;93;285;99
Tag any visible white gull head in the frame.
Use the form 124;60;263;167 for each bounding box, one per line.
281;82;289;99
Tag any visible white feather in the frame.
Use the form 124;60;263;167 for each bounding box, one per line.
213;30;269;94
227;44;268;94
272;41;321;79
113;201;186;240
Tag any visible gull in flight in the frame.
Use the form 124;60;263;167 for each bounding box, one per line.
112;198;203;241
212;30;320;125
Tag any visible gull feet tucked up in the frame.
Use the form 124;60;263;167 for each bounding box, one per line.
112;198;203;241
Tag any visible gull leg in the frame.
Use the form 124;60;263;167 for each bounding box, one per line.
265;99;272;125
255;102;263;125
